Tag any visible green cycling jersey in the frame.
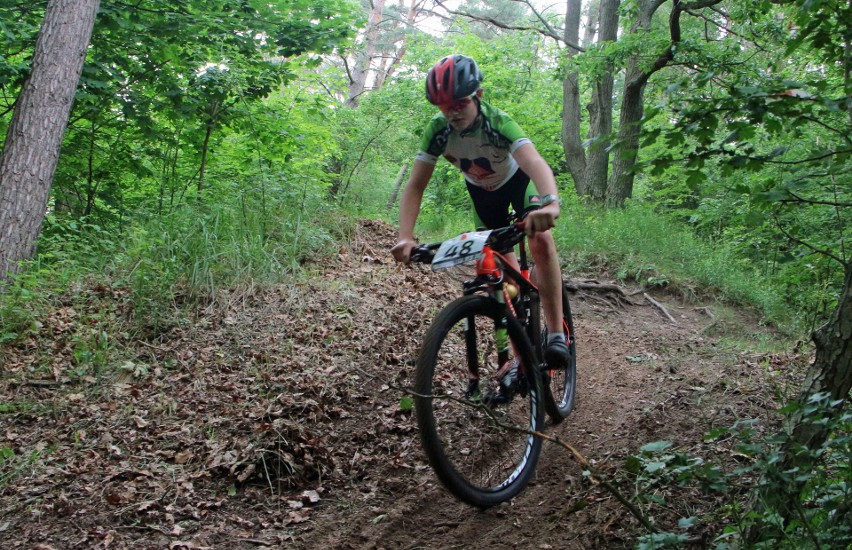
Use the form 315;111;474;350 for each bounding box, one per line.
415;101;532;192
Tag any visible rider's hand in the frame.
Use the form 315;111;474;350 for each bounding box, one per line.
391;239;417;263
524;203;560;236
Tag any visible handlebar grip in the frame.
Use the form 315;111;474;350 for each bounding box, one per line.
409;243;440;264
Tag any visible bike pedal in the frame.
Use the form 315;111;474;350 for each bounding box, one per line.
465;379;482;400
483;390;513;407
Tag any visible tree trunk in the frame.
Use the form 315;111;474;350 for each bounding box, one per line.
583;0;619;201
605;0;713;207
606;66;645;207
386;162;409;210
0;0;100;280
373;0;417;90
561;0;586;195
605;0;665;208
795;263;852;440
747;260;852;541
346;0;385;108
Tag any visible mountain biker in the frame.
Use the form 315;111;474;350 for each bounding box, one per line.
390;54;570;368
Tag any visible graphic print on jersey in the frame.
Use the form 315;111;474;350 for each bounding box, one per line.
460;158;496;181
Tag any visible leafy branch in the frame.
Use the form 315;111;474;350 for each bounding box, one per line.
773;213;847;266
434;0;582;51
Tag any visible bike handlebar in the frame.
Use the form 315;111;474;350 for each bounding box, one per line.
409;242;441;264
408;222;527;264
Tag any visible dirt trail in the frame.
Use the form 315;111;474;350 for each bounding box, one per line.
0;220;798;549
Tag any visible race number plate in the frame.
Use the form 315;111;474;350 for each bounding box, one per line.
431;230;492;270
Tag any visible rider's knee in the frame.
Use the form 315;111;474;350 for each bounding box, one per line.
528;232;558;261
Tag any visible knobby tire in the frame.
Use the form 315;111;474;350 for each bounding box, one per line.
535;283;578;422
414;295;544;508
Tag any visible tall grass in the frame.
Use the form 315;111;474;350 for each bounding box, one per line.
114;202;353;332
1;201;355;341
386;193;798;332
554;200;798;334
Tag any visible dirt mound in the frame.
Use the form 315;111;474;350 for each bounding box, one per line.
0;219;802;548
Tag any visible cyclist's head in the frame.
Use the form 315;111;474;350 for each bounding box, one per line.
425;54;483;108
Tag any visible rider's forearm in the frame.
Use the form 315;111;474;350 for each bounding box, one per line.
398;160;434;241
525;157;559;198
513;143;558;198
398;184;423;241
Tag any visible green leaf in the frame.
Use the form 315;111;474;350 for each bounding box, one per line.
641;441;673;453
644;461;668;473
625;455;642;474
399;396;413;411
678;516;697;529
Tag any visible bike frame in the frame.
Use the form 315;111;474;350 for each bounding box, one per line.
464;236;545;372
463;232;573;371
411;221;572;373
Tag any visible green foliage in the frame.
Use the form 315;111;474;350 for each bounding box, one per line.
116;199;346;334
0;0;360;225
0;445;41;491
0;217;119;345
625;394;852;548
559;200;795;332
0;3;41;95
634;0;852;335
0;281;40;345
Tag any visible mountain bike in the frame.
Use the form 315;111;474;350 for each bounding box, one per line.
409;220;577;507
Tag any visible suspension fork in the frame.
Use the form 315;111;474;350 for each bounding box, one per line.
464;314;479;382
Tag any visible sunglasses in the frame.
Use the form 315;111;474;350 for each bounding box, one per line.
438;96;474;113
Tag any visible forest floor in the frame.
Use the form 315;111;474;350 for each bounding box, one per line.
0;219;808;549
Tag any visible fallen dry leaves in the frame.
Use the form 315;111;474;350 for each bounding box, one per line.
0;220;451;548
0;219;806;548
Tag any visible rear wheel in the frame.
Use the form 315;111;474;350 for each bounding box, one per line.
534;284;577;422
414;295;544;507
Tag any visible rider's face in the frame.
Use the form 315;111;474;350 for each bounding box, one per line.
439;94;478;130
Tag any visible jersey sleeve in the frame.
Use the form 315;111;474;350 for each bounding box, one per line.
490;109;527;142
482;104;533;153
414;115;450;165
415;151;439;164
510;137;533;153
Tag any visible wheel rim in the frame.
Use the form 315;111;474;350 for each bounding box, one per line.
423;307;539;495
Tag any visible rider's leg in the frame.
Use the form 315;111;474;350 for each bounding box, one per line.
527;229;563;332
529;229;570;368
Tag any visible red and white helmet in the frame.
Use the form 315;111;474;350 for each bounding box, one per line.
425;54;483;106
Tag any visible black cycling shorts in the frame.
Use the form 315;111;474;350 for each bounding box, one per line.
466;168;540;229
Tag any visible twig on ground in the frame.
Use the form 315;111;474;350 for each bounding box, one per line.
694;306;715;320
531;429;658;533
644;293;677;324
368;366;661;535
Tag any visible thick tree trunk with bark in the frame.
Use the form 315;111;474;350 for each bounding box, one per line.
583;0;619;201
0;0;100;280
796;263;852;434
604;0;717;207
561;0;586;194
562;0;618;200
747;260;852;540
606;66;645;206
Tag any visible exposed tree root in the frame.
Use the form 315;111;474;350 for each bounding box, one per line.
565;279;637;308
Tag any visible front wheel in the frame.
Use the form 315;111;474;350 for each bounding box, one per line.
414;295;544;508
